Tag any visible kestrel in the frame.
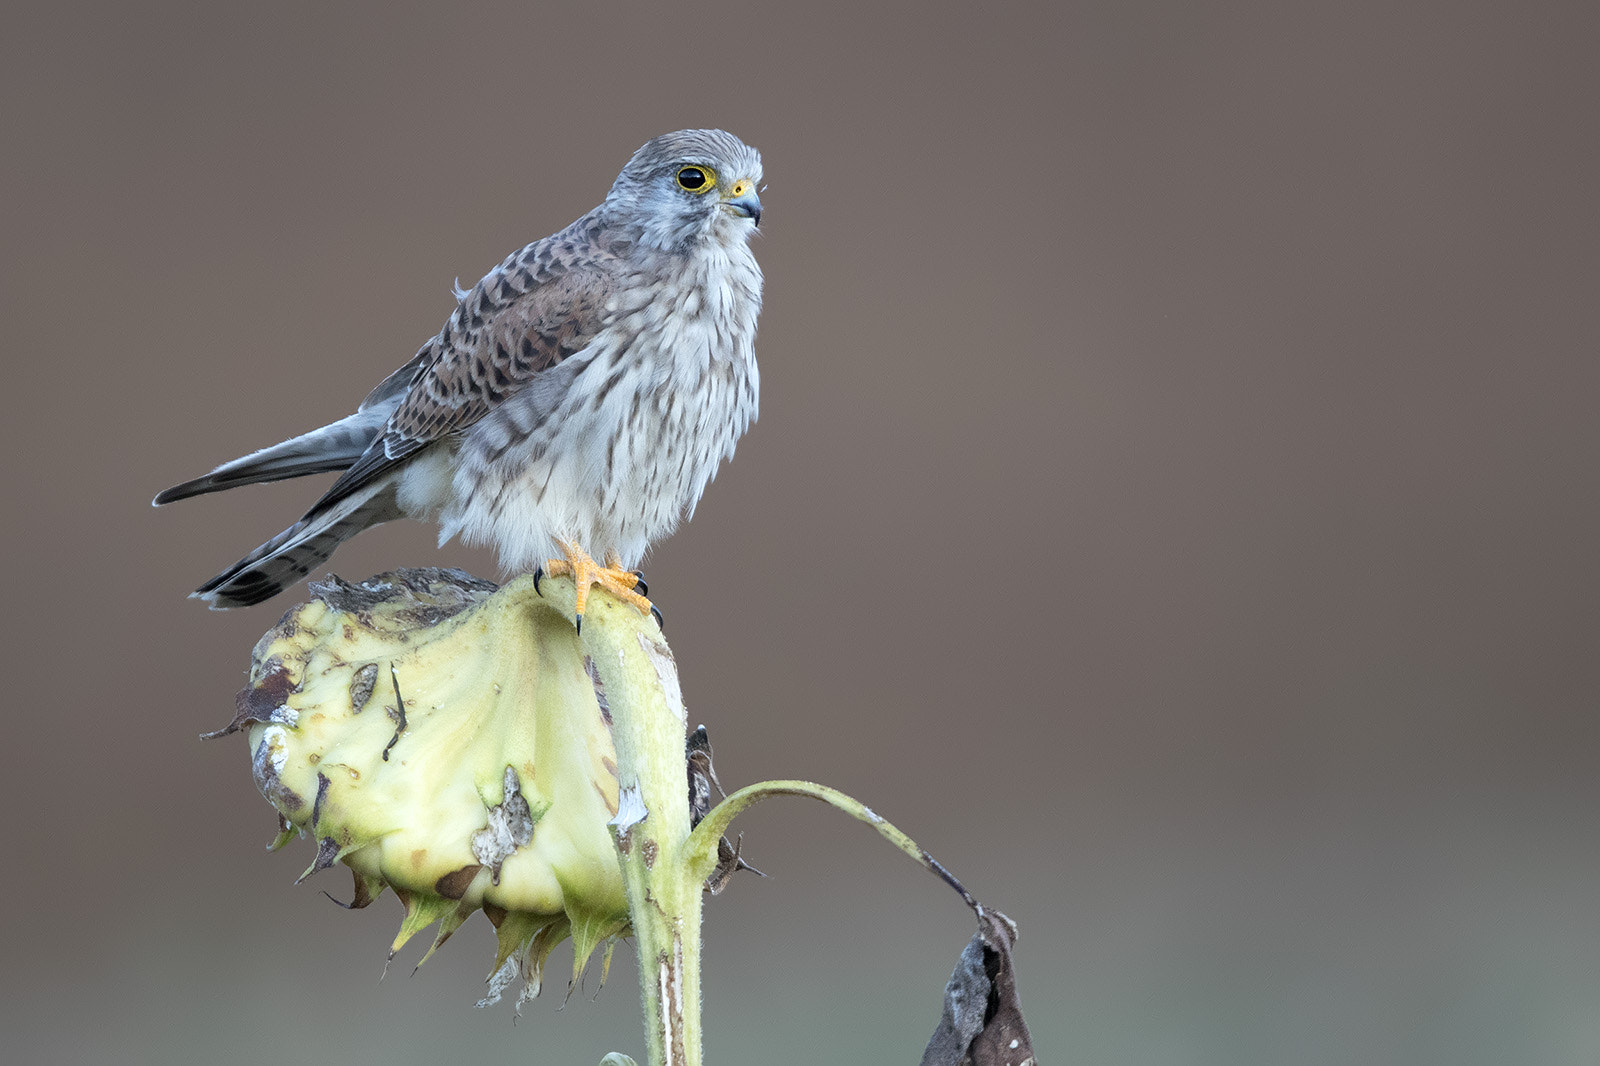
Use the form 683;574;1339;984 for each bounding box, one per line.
155;129;764;624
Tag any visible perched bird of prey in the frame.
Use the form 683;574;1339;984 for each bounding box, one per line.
155;129;764;623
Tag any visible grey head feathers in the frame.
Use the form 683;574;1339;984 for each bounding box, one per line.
603;129;764;251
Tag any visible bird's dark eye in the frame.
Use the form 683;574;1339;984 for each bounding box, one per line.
676;165;716;193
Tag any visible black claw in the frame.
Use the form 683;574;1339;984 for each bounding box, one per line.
631;571;648;597
574;612;583;636
650;604;664;629
533;567;545;595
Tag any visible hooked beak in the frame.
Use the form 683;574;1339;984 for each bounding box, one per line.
721;183;762;226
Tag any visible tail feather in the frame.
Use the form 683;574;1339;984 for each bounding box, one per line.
152;411;387;506
194;484;401;608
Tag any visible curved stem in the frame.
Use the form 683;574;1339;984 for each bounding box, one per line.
542;580;982;1065
683;779;980;914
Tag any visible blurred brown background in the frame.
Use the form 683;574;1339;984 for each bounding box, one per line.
4;1;1598;1062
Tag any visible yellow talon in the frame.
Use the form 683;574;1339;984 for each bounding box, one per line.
543;542;654;629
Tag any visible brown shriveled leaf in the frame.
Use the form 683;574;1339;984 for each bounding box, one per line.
704;832;764;895
686;725;721;826
920;909;1036;1066
687;725;763;893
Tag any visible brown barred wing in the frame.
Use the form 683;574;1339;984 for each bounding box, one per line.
312;257;614;511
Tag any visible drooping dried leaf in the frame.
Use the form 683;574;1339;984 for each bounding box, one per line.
920;909;1036;1066
687;725;718;827
686;725;762;892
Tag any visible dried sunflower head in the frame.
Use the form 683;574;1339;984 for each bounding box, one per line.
215;568;629;1011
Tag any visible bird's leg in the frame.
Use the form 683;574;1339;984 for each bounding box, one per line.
542;541;654;632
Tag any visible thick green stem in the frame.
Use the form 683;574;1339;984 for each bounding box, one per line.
547;586;979;1066
572;591;701;1066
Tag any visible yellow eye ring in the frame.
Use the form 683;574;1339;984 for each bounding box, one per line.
676;165;718;193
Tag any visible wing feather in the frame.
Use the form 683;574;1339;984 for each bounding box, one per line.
312;216;617;510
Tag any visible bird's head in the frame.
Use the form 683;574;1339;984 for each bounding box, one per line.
605;129;763;251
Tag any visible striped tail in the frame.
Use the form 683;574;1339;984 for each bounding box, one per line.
194;483;401;608
152;410;388;506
